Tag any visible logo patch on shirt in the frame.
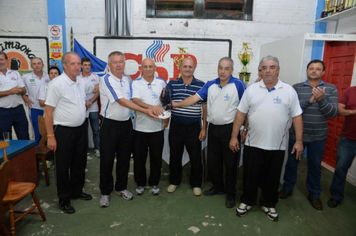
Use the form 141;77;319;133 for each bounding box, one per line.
224;93;230;101
11;77;17;81
151;92;158;99
30;78;35;82
91;78;96;82
273;96;282;104
126;91;131;98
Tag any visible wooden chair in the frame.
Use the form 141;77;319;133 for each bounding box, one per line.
35;115;51;186
1;141;46;236
0;154;10;236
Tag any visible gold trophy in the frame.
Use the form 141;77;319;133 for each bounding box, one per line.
321;0;331;17
238;42;253;85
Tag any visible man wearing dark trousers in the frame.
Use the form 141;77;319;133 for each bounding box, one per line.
173;57;246;208
166;57;207;196
99;51;158;208
45;52;98;214
0;51;29;140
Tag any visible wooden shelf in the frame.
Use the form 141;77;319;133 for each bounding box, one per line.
316;7;356;23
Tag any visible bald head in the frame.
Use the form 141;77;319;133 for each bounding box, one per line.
141;58;156;80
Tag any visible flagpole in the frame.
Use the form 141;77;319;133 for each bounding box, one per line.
70;27;73;52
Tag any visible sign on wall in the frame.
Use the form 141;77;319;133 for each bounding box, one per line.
0;36;49;75
48;25;63;60
94;37;232;82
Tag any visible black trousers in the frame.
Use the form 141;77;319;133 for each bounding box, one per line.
241;146;285;207
207;123;239;197
100;118;133;195
0;105;29;140
133;130;164;186
54;124;87;200
169;120;203;187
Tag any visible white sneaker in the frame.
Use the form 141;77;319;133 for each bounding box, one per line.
116;189;134;200
193;187;202;196
99;195;110;207
236;203;252;217
150;186;160;195
167;184;178;193
94;149;100;158
261;206;279;221
136;186;145;195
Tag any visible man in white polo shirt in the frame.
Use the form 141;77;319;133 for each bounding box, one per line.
131;58;167;196
230;55;303;221
173;57;246;208
0;51;28;140
45;52;98;214
78;57;100;158
99;51;159;208
22;57;50;144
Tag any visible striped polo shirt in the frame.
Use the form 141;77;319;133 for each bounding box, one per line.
289;80;338;142
167;77;206;125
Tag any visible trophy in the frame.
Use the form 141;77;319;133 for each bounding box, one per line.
238;42;253;85
173;47;189;78
321;0;332;17
159;88;172;119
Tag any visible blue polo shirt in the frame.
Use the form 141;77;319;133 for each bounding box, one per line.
197;76;246;125
166;77;206;125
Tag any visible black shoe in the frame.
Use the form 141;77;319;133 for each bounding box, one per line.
59;201;75;214
203;188;225;196
327;198;340;208
308;194;323;210
225;195;236;208
278;188;293;199
72;192;93;200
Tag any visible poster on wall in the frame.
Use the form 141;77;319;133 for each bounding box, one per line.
94;37;232;82
0;36;49;75
48;25;63;60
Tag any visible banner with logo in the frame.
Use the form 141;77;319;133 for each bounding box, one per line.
94;37;232;82
0;36;49;75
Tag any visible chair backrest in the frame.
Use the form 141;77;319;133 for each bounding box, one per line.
0;160;10;230
0;141;9;162
38;115;47;146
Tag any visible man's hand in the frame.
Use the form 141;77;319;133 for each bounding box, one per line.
229;136;240;153
199;129;206;141
47;136;57;152
10;86;24;95
22;95;34;107
291;140;303;160
86;101;93;109
151;105;163;116
241;129;247;143
309;95;316;104
145;107;159;119
312;87;326;101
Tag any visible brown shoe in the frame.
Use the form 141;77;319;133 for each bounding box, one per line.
308;194;323;210
278;189;293;199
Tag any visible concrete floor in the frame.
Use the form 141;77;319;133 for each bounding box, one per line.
5;151;356;236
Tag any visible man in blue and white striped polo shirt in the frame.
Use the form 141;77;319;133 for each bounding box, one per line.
173;57;246;208
166;57;207;196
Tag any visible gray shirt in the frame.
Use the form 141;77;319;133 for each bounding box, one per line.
289;80;338;142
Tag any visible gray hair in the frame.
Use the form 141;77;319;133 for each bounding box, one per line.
218;57;234;68
260;55;280;68
0;51;8;60
108;51;126;62
62;52;80;65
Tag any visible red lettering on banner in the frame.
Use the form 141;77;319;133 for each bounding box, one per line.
156;67;168;81
125;53;142;80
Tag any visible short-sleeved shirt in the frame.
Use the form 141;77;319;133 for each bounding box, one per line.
131;77;166;132
22;72;50;110
100;73;131;121
340;86;356;140
78;72;100;112
166;77;206;125
45;73;94;127
37;83;49;102
238;79;302;150
196;76;246;125
0;69;25;108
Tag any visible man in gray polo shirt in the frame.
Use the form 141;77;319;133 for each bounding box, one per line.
279;59;338;210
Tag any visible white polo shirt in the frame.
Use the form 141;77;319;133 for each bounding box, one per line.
100;73;131;121
196;76;246;125
238;79;302;150
0;69;25;108
37;83;49;102
45;73;94;127
131;76;166;132
78;72;100;113
22;72;50;110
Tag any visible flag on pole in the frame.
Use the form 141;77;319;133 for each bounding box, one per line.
70;27;74;52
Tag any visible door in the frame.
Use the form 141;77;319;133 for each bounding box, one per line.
322;41;356;167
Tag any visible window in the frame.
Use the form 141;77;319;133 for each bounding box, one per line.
146;0;253;20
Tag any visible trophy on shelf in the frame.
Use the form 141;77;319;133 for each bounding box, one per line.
321;0;333;17
238;42;253;85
